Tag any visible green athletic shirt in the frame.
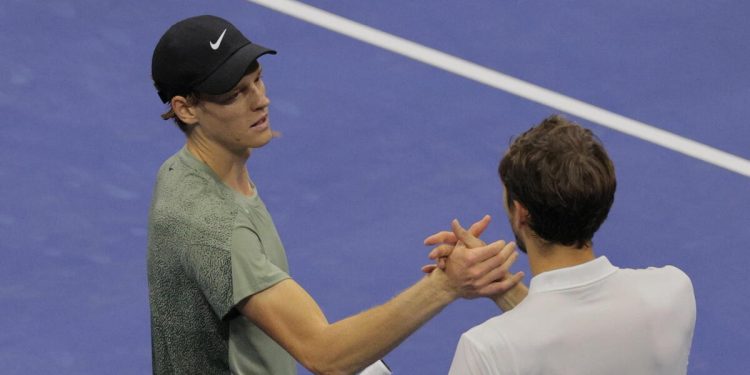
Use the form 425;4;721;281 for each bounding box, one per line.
147;146;296;374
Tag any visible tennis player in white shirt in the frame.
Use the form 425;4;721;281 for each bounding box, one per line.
425;115;696;375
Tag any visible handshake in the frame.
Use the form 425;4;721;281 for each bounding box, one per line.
420;215;528;310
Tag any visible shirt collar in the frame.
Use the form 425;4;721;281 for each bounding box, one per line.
178;146;212;174
177;146;261;201
178;146;226;186
529;256;618;294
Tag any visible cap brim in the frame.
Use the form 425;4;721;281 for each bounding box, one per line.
194;42;276;95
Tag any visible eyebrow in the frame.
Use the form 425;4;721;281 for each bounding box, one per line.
207;67;263;102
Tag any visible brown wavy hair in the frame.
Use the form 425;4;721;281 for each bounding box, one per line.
499;115;616;248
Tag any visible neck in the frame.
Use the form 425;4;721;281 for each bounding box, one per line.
525;237;596;276
186;135;255;196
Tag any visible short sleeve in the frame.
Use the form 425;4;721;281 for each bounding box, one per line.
449;332;514;375
181;244;235;319
449;334;489;375
179;225;290;320
230;225;290;305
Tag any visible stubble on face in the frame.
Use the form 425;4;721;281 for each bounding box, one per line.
503;187;527;253
510;220;528;254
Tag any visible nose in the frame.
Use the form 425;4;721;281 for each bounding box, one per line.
255;94;270;111
251;85;270;111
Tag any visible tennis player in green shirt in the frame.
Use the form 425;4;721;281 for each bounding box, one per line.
148;15;525;375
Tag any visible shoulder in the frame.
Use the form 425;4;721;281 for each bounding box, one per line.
658;265;694;291
150;154;239;241
452;317;517;374
155;156;216;201
620;264;694;292
153;157;233;214
618;264;696;316
655;265;695;304
461;314;517;351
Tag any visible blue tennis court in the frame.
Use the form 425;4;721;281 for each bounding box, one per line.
1;0;748;373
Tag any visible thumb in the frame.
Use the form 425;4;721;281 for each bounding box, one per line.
451;219;484;248
468;215;491;238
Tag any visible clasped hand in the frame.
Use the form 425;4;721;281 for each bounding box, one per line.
422;215;524;300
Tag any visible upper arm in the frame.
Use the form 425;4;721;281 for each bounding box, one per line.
229;216;334;368
178;216;290;319
237;278;330;367
229;224;289;308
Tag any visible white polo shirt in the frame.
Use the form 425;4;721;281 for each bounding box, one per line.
449;256;696;375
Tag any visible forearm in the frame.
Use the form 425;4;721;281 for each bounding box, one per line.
307;273;455;374
246;233;513;374
491;282;528;312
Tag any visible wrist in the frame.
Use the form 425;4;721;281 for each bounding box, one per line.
425;269;460;303
493;282;528;312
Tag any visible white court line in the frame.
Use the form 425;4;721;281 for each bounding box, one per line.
247;0;750;178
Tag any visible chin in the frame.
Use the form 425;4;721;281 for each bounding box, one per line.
249;132;274;149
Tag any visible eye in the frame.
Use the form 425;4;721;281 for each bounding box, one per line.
215;90;240;104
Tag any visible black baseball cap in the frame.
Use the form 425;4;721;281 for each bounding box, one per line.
152;15;276;103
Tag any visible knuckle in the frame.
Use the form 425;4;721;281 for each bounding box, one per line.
468;269;482;280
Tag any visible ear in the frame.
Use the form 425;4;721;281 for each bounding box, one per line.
512;200;529;228
171;96;200;125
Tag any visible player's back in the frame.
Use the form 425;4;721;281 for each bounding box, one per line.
449;257;696;375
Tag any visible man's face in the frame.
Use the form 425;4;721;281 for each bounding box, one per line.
503;188;528;254
193;64;273;151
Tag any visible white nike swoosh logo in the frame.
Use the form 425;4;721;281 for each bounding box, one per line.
210;29;227;50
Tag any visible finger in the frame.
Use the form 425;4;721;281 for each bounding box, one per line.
477;271;526;296
498;244;520;270
428;244;455;260
462;240;511;282
451;219;485;249
496;241;516;264
424;231;458;246
467;215;491;238
474;264;509;287
460;239;507;266
438;257;447;270
423;215;490;246
502;251;520;270
474;250;520;287
421;264;437;273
